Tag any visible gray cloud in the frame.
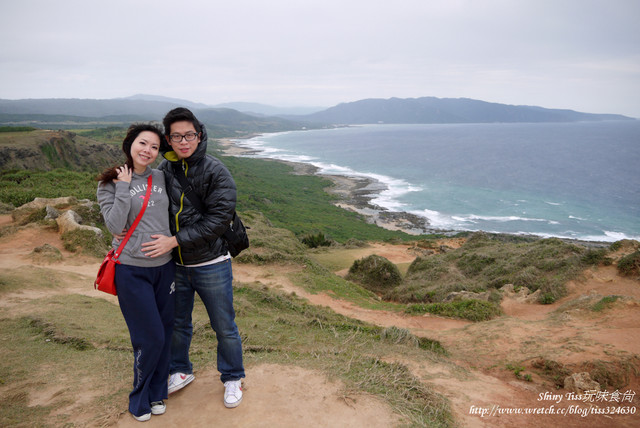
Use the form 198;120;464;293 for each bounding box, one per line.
1;0;638;116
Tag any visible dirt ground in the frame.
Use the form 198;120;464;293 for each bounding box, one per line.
1;216;638;427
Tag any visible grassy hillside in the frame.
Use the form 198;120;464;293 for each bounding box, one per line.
0;128;123;173
222;155;420;243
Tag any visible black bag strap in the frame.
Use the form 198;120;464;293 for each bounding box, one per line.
173;163;205;213
172;163;239;237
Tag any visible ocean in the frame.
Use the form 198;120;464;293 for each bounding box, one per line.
234;121;640;242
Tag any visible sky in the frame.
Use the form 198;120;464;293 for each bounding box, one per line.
1;0;639;117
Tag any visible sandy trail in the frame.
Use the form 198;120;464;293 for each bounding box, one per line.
1;218;638;427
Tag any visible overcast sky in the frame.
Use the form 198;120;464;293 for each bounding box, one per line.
1;0;639;117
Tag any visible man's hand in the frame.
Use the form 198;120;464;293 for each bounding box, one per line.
113;230;127;242
141;235;179;257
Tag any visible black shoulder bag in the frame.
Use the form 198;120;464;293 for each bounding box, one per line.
173;165;249;257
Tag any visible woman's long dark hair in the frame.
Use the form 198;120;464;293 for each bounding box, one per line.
97;123;164;184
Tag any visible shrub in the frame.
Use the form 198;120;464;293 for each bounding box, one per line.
301;232;332;248
531;358;571;388
380;326;419;346
406;256;449;281
617;251;640;276
539;293;556;304
592;296;620;312
581;248;610;266
346;254;402;291
12;207;47;226
456;253;496;276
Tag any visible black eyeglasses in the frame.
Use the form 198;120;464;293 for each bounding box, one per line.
169;132;199;143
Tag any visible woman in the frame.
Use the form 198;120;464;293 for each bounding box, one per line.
97;123;175;422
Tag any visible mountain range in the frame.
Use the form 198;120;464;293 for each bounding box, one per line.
292;97;633;124
0;95;633;137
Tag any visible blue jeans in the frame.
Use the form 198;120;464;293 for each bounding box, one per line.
170;259;245;383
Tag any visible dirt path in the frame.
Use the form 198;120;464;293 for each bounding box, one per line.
1;217;638;427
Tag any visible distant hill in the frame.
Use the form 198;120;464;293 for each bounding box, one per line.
0;96;633;136
288;97;634;124
118;94;211;110
211;102;326;116
0;97;316;137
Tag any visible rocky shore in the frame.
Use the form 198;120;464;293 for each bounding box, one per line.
217;138;434;235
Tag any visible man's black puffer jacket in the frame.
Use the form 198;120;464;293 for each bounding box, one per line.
158;122;236;265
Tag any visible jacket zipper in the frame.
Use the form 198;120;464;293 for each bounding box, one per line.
175;160;187;264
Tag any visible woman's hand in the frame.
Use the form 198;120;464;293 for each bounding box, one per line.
115;164;132;183
141;235;179;257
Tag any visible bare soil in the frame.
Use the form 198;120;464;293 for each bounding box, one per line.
1;217;638;427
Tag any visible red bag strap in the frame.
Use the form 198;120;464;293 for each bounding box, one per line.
113;174;153;260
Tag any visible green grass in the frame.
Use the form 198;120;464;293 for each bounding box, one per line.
0;169;98;207
0;126;37;132
0;290;132;427
75;126;127;144
0;264;453;428
220;154;418;243
591;295;621;312
406;299;502;322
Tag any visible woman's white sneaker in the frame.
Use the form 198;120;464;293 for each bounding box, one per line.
150;401;166;415
132;412;151;422
223;380;243;408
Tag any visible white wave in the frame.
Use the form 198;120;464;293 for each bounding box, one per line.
568;215;587;221
465;214;551;223
598;231;640;242
412;209;462;229
545;201;563;206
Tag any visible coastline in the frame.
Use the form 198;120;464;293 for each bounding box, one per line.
217;138;615;247
218;138;437;236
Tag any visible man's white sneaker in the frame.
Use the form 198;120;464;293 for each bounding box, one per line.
168;372;195;394
151;401;166;415
223;380;243;408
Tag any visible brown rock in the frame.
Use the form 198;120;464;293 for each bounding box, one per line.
564;372;600;393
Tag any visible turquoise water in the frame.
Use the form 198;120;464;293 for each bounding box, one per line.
236;122;640;242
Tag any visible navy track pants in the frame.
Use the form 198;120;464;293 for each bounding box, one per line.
115;261;175;417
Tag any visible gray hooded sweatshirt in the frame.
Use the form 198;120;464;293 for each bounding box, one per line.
97;167;172;267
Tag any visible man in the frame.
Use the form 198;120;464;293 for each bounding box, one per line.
143;107;245;408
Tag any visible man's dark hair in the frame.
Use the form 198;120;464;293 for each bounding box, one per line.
162;107;202;136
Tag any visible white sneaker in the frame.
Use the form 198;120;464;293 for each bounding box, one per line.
223;380;243;408
132;412;151;422
150;401;166;415
168;372;195;394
